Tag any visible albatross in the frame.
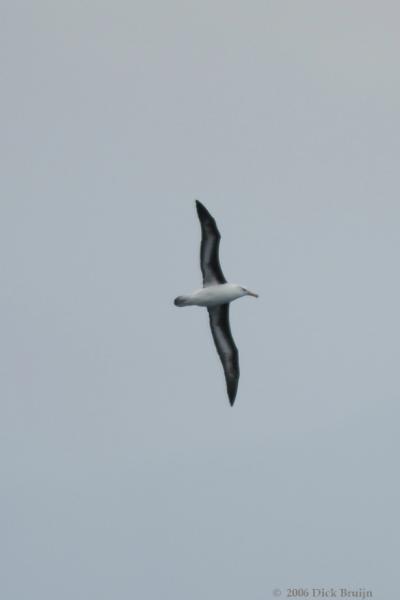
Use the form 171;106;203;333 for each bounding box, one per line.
174;200;258;406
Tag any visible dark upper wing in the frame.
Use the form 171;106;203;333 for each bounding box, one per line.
208;304;239;405
196;200;226;285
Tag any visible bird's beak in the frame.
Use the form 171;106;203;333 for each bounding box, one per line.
247;290;259;298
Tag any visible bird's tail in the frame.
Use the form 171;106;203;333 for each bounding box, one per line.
174;295;191;307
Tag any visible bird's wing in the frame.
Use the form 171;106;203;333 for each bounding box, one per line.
196;200;227;285
208;304;239;405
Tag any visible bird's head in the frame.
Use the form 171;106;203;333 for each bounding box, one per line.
240;286;259;298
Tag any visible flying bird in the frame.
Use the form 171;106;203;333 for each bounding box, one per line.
174;200;258;405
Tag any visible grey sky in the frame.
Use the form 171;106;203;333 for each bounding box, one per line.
1;2;399;599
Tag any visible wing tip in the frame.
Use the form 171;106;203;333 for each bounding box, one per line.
195;200;221;240
195;199;216;222
228;387;237;406
195;199;208;219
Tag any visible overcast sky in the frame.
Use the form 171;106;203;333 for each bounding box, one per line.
1;2;400;599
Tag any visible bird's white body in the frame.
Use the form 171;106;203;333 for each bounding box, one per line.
175;283;255;307
187;283;246;306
